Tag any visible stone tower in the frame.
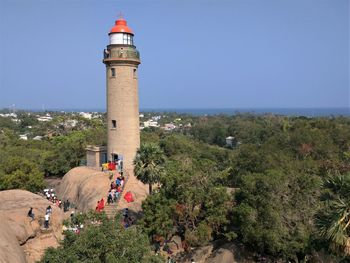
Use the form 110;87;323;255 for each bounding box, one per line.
103;17;141;171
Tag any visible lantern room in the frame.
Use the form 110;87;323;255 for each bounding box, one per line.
109;18;134;45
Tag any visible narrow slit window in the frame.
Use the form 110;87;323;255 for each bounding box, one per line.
112;120;117;128
133;68;137;78
111;68;116;77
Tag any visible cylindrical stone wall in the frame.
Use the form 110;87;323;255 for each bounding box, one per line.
104;45;140;171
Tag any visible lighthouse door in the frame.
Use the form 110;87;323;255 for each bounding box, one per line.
112;154;119;162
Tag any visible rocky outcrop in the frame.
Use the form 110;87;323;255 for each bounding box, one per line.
115;168;148;212
205;243;249;263
0;190;65;263
57;166;111;211
57;166;148;213
0;216;26;263
176;242;254;263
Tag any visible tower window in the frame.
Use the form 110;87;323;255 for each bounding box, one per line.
111;68;116;77
133;68;137;78
112;120;117;128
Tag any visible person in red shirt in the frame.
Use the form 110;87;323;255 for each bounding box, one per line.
99;198;105;210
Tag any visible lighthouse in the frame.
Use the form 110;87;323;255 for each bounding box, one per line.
103;17;141;171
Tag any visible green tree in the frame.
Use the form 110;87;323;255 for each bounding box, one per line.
0;157;45;192
40;213;163;263
140;154;232;247
233;169;321;260
134;143;166;194
316;174;350;256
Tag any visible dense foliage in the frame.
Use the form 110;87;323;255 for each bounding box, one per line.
138;114;350;261
40;212;163;263
0;112;106;191
1;110;350;261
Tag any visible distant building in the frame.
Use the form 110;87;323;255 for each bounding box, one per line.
0;113;18;122
80;112;92;119
152;116;161;121
37;116;52;122
144;120;159;128
19;134;28;140
0;113;17;118
164;123;176;131
64;119;78;128
226;136;237;148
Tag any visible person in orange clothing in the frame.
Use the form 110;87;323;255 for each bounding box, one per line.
99;198;105;210
95;200;100;212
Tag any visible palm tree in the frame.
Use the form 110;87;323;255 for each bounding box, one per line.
316;174;350;255
134;143;166;194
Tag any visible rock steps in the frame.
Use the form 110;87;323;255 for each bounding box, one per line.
103;170;129;219
104;202;118;219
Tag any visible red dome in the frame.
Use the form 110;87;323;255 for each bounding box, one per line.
109;18;134;35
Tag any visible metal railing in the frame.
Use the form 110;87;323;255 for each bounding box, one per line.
103;49;140;60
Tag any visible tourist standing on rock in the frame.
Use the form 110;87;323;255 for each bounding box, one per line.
70;211;77;225
27;207;35;221
63;199;70;212
116;177;121;186
114;190;119;202
107;191;113;204
117;159;122;173
100;198;105;210
44;213;50;228
46;205;52;215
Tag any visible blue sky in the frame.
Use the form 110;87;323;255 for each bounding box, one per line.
0;0;349;109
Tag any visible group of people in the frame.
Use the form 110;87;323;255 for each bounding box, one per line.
122;208;134;228
102;159;123;173
43;188;72;212
61;211;84;235
26;188;76;230
43;188;59;204
27;204;53;229
107;173;125;204
101;157;126;208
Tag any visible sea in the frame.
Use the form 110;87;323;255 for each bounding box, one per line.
140;108;350;117
27;107;350;117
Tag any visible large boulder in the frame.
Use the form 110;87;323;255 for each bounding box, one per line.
205;248;235;263
187;245;214;263
205;243;255;263
116;168;148;212
177;242;254;263
0;190;65;263
58;166;148;213
57;166;111;211
0;215;26;263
